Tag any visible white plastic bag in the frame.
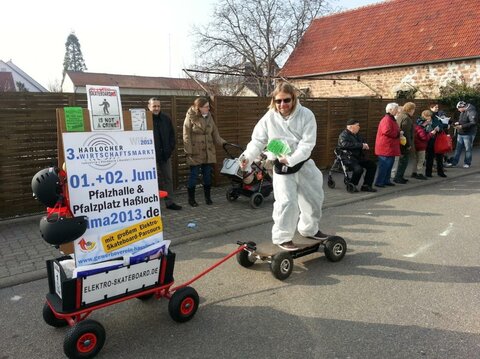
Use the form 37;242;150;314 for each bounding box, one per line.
220;158;243;178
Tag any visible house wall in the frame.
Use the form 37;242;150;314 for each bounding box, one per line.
290;59;480;99
0;60;48;92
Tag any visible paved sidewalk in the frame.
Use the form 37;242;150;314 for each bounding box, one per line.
1;157;479;289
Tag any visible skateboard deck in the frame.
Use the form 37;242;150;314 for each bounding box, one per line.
249;235;326;260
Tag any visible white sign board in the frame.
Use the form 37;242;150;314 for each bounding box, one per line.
81;258;161;304
129;108;147;131
63;131;163;267
86;85;124;131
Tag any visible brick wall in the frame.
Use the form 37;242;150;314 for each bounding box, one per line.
291;59;480;99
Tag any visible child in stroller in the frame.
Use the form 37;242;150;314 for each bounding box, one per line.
220;143;273;208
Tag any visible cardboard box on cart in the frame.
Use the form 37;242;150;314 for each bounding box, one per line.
45;250;176;312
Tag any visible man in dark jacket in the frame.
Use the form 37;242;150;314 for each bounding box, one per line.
148;98;182;210
337;119;377;192
445;101;478;168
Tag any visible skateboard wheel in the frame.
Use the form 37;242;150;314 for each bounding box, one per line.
323;236;347;262
270;252;293;280
64;319;106;359
249;192;264;209
237;245;257;267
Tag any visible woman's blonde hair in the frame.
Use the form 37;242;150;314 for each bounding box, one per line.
421;109;432;118
268;82;297;112
403;102;416;113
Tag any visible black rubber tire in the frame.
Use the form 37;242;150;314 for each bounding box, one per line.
270;252;294;280
136;293;154;301
226;188;239;202
327;179;335;189
168;287;199;323
346;183;356;193
249;192;264;209
236;245;257;268
63;320;106;359
324;236;347;262
43;302;68;327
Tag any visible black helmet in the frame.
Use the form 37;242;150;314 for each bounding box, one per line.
39;214;88;245
31;167;63;207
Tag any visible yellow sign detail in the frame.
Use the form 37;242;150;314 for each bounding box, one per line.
101;216;163;253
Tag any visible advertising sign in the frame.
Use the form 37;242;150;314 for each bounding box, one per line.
63;131;163;267
86;85;124;131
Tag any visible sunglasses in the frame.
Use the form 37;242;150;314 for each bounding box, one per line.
274;98;292;104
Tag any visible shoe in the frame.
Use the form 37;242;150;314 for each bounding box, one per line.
385;182;396;186
444;163;453;168
463;164;470;168
308;230;329;240
278;241;298;251
375;184;385;188
361;185;377;192
426;174;433;178
416;174;428;180
401;178;409;182
393;178;407;184
166;203;182;210
411;173;418;178
438;173;447;178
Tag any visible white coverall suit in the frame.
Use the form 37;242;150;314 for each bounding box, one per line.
241;102;324;245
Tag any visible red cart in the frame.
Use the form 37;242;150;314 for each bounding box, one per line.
43;243;246;358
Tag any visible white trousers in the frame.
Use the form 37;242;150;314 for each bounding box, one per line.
271;160;324;244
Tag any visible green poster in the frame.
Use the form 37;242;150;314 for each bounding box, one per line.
64;107;85;132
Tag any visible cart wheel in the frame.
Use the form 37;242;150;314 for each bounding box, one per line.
168;287;199;323
43;302;68;327
327;178;335;189
270;252;294;280
323;236;347;262
250;192;264;209
346;183;356;193
64;319;106;359
236;243;257;268
226;188;239;202
137;293;154;301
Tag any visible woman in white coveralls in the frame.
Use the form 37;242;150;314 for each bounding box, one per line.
239;82;328;251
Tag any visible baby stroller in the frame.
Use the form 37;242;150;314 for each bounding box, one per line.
220;143;273;208
327;148;357;193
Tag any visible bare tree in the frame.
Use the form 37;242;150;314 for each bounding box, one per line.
48;79;63;93
192;0;333;95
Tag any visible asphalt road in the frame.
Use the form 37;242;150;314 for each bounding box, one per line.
1;173;479;359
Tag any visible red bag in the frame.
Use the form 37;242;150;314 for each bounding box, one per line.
434;132;453;154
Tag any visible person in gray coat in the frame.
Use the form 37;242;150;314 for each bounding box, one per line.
445;101;477;168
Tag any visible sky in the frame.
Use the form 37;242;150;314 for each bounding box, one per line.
1;0;383;90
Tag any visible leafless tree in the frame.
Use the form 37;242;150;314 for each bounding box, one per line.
192;0;333;95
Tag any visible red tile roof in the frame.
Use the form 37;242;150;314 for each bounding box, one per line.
0;72;15;91
280;0;480;78
66;71;203;91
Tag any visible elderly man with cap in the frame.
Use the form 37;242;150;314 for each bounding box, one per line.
445;101;478;168
337;119;377;192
